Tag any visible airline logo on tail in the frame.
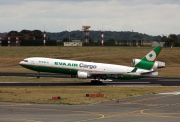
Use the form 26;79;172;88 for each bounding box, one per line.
146;51;156;61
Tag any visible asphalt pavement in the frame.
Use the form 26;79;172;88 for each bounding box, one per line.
0;72;179;122
0;72;180;86
0;93;179;122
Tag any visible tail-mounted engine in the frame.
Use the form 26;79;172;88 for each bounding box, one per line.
131;58;165;70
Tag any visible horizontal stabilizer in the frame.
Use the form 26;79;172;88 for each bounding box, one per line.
141;71;158;76
88;70;158;77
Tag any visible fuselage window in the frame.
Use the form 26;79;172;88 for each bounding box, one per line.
39;61;49;64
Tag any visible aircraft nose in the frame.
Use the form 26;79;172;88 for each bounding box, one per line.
19;61;24;65
19;59;28;65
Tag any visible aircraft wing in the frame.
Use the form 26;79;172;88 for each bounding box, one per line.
88;70;158;77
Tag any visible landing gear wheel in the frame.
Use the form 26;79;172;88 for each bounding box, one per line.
91;80;103;85
97;81;103;85
91;80;96;84
37;72;40;78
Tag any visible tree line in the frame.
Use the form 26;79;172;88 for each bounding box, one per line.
1;30;180;46
1;30;57;46
160;34;180;47
46;31;180;47
47;31;157;42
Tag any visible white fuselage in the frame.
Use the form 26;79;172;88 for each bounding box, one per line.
19;57;150;74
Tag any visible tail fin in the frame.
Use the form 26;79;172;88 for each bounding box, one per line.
134;43;164;70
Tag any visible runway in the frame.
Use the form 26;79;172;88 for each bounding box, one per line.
0;72;180;86
0;93;179;122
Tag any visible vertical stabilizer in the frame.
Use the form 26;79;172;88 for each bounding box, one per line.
134;43;164;70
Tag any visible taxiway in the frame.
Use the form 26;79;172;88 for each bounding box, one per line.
0;93;179;122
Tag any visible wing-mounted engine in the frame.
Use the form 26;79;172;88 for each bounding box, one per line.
77;71;90;79
132;58;165;70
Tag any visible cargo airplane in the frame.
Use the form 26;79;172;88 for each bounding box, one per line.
19;44;165;84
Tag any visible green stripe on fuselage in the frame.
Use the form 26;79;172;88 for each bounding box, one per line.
20;64;78;75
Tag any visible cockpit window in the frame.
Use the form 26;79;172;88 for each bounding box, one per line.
23;60;28;62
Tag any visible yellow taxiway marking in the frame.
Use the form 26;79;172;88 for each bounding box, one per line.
77;95;180;121
76;114;105;122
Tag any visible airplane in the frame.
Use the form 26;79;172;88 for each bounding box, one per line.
19;44;165;84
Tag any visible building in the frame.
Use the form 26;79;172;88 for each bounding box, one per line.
64;40;83;46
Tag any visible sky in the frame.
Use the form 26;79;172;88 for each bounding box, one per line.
0;0;180;36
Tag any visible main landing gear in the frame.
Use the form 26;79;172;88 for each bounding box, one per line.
91;80;103;85
91;76;106;85
36;72;40;78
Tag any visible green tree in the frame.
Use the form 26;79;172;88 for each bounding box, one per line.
132;40;136;46
46;39;57;46
62;37;70;42
161;36;169;47
33;30;43;39
7;31;19;36
122;40;128;46
168;34;178;47
89;38;94;46
20;30;32;36
104;39;115;46
138;40;142;46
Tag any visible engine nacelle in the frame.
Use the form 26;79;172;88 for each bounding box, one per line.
131;59;141;67
77;71;89;79
132;58;165;70
156;61;165;68
152;62;158;70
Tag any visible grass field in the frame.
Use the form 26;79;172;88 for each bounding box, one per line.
0;86;179;104
0;46;179;104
